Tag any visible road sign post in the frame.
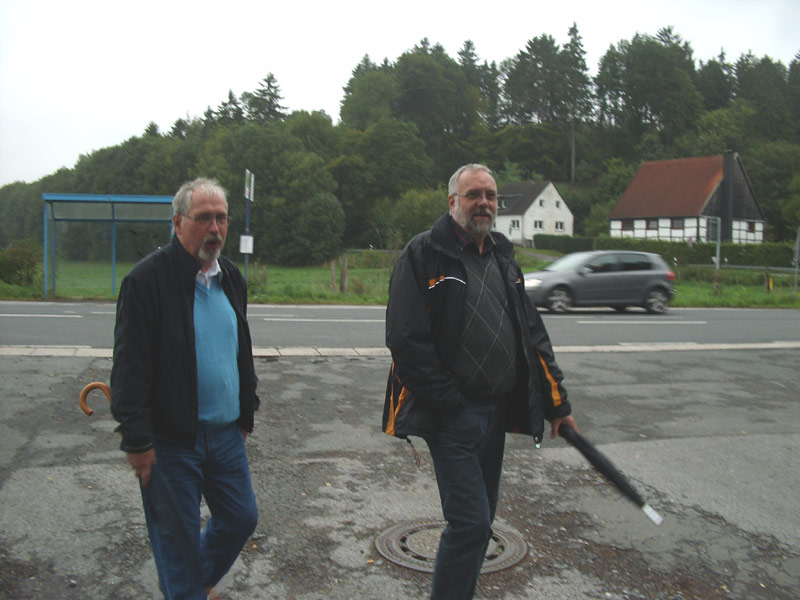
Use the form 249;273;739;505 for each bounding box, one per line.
709;216;722;296
242;169;255;280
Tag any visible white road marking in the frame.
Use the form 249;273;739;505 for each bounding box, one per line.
262;317;384;323
2;341;798;357
576;320;707;325
0;314;82;318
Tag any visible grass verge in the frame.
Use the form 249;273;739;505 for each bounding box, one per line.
1;258;799;309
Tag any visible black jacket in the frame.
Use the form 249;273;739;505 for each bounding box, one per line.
383;214;570;444
110;236;259;452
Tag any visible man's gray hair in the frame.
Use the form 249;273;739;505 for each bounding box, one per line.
172;178;228;216
448;164;493;196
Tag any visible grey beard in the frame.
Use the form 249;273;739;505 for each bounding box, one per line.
198;244;221;264
465;217;494;237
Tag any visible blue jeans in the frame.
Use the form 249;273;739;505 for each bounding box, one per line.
426;397;507;600
140;423;258;600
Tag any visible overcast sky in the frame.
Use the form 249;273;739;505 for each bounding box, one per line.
1;0;797;188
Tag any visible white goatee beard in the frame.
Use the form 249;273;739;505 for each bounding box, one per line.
198;236;222;263
198;246;221;263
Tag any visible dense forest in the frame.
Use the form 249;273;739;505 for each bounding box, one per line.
1;25;799;266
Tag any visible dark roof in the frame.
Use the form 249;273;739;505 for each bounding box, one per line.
609;155;723;219
497;181;550;215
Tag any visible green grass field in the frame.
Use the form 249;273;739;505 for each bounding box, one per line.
2;257;799;309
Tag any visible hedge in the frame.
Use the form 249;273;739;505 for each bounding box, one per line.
533;234;795;268
532;234;594;254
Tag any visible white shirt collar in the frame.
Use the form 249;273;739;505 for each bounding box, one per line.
196;259;222;288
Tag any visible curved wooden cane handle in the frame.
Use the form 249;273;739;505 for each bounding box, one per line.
79;382;111;416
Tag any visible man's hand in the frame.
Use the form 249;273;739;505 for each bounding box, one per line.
126;448;156;488
550;414;579;439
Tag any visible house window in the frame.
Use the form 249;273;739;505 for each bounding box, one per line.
511;219;520;229
539;199;544;207
671;218;684;230
555;221;564;231
621;220;634;231
646;219;658;230
534;220;543;229
747;221;756;233
556;200;561;208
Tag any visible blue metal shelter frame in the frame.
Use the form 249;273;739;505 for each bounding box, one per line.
42;193;174;297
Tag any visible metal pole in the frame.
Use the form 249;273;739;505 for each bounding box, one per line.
43;202;49;298
711;217;721;296
50;205;57;296
244;213;249;282
111;202;117;296
794;226;799;295
243;169;254;281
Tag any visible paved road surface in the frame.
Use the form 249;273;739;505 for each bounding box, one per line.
1;341;798;599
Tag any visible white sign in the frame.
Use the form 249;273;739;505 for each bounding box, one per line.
244;169;255;202
239;234;254;255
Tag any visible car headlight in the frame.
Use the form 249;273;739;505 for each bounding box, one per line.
524;278;543;289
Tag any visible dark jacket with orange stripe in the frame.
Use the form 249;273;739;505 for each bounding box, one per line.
383;213;570;445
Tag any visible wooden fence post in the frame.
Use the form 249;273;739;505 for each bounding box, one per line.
339;252;348;293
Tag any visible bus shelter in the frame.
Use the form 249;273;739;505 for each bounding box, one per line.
42;193;174;298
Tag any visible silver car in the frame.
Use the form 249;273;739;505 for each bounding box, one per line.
524;250;675;313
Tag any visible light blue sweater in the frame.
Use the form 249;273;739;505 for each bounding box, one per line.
194;276;240;426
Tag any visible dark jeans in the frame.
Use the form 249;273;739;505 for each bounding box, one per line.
426;397;507;600
141;423;258;599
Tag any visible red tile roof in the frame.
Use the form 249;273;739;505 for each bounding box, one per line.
610;155;724;219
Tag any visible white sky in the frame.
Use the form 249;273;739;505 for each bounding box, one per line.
1;0;797;187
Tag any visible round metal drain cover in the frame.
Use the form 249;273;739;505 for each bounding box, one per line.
375;519;527;573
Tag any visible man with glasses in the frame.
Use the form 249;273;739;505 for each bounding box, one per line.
111;178;259;599
384;164;577;599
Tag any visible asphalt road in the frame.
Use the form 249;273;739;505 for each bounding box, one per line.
1;304;799;599
2;301;800;349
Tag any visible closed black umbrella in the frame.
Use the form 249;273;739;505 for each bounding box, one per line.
558;424;663;525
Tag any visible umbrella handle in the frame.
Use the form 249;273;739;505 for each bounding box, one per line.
79;381;111;416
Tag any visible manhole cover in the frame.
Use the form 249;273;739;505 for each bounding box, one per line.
375;519;527;573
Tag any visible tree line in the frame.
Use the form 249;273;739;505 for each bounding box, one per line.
1;25;798;267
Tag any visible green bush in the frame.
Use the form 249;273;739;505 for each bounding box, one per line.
0;238;42;286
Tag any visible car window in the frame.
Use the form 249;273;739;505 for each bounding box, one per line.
620;254;652;271
585;254;617;273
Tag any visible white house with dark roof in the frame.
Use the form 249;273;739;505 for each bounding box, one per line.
494;181;573;246
609;153;765;243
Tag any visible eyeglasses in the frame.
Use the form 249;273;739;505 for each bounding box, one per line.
455;191;499;202
184;213;231;226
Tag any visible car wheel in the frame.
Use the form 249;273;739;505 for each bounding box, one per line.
644;288;669;314
547;287;572;312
